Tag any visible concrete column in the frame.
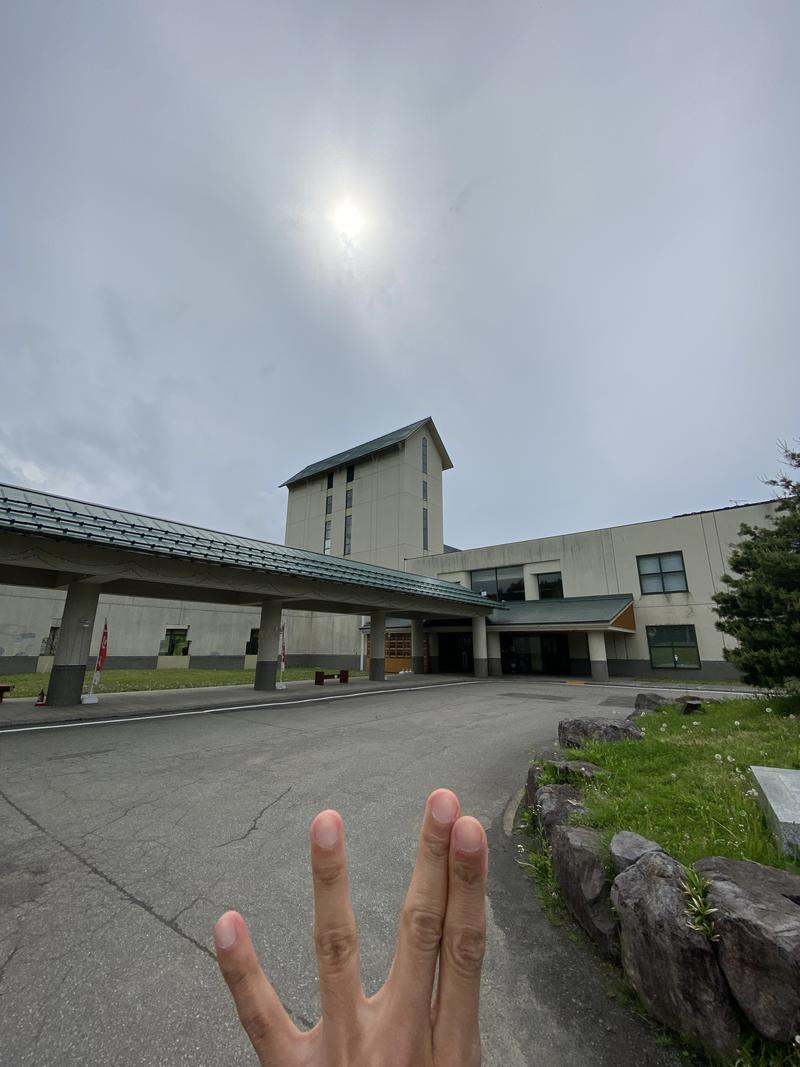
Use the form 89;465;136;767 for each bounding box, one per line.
472;616;488;678
47;583;101;706
487;630;502;677
587;630;609;682
427;631;440;674
369;611;386;681
411;620;425;674
255;601;282;690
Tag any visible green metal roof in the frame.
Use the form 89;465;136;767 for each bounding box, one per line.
487;595;634;627
281;417;453;487
0;483;492;611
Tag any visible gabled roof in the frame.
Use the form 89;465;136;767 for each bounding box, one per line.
487;594;635;628
0;482;490;611
280;418;453;487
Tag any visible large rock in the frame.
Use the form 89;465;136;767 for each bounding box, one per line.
525;763;544;807
611;851;740;1057
558;717;643;749
533;784;587;839
609;831;665;874
695;856;800;1042
551;825;618;956
548;759;608;782
631;692;669;718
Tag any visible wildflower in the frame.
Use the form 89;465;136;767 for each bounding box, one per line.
670;772;677;780
745;788;758;798
641;728;646;735
766;707;773;714
733;720;740;727
727;755;735;763
715;754;723;762
660;724;667;732
692;720;700;726
681;725;687;731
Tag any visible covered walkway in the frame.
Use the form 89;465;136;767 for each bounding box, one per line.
0;484;494;705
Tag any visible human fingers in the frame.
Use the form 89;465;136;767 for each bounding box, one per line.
310;810;363;1027
387;789;460;1008
434;816;487;1065
214;910;300;1067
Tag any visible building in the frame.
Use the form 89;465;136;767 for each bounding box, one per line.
0;417;775;683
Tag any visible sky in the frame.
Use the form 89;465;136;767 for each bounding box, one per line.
1;1;798;551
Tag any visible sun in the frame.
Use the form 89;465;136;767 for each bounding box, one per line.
331;200;366;242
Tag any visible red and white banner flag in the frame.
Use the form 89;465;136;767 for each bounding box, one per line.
93;620;109;686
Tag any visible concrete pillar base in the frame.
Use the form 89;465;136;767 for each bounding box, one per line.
369;658;385;681
488;657;503;677
473;658;489;678
411;656;424;674
254;660;278;690
590;661;610;682
46;665;87;706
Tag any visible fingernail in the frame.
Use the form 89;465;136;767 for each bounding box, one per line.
215;913;237;950
312;811;340;849
431;790;458;825
454;818;485;854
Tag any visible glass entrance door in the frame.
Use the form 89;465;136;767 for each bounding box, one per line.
500;633;571;675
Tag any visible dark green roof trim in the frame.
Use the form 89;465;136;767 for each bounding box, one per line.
487;594;634;626
0;483;491;610
280;417;453;487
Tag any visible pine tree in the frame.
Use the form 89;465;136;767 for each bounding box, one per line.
713;443;800;689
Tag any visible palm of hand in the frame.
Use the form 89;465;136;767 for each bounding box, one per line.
214;790;487;1066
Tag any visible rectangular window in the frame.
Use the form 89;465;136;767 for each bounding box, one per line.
343;514;352;555
422;479;428;501
40;625;60;656
423;507;429;550
646;625;700;669
346;463;355;483
326;471;334;489
470;566;525;602
159;627;190;656
422;436;428;474
637;552;688;594
325;494;332;515
537;572;564;599
323;519;332;555
245;628;259;655
345;487;353;509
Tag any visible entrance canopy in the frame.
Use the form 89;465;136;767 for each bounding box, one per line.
0;483;494;619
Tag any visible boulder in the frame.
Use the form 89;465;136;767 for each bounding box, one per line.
548;759;608;782
631;692;669;718
679;699;704;716
557;717;643;749
695;856;800;1042
533;784;587;839
525;763;544;807
551;825;618;957
609;831;665;874
611;851;740;1057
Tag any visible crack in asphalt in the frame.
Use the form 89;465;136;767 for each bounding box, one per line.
0;944;20;991
214;786;293;848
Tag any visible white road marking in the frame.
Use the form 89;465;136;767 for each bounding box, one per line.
0;680;481;735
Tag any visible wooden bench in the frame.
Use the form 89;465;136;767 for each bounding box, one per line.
314;670;350;686
0;683;15;703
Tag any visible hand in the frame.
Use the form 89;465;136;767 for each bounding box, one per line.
213;789;487;1066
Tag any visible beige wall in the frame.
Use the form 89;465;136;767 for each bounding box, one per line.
407;501;776;671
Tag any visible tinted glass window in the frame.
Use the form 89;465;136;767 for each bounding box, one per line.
323;520;332;555
637;553;688;594
422;437;428;474
471;568;497;599
343;514;352;555
422;479;428;501
422;508;429;550
537;572;564;599
496;566;525;601
646;624;700;669
345;488;353;509
346;464;355;482
326;472;334;489
325;494;332;514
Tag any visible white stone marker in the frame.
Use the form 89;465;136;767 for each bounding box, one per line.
750;766;800;855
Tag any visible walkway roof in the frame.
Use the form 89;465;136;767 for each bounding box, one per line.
0;483;493;617
486;594;634;628
281;417;453;487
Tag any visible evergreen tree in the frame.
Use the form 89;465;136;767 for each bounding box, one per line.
713;443;800;689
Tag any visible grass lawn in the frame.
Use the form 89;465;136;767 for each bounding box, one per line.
0;667;367;700
532;693;800;875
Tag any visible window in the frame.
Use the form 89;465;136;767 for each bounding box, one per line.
159;627;190;656
325;494;333;515
422;436;428;474
345;487;353;509
245;628;259;655
470;566;525;602
422;479;428;501
637;552;688;594
346;463;355;483
646;625;700;669
343;514;352;555
537;572;564;599
323;519;332;555
40;625;60;656
326;472;334;489
423;507;429;550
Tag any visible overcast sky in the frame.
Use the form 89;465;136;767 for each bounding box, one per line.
1;1;798;552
